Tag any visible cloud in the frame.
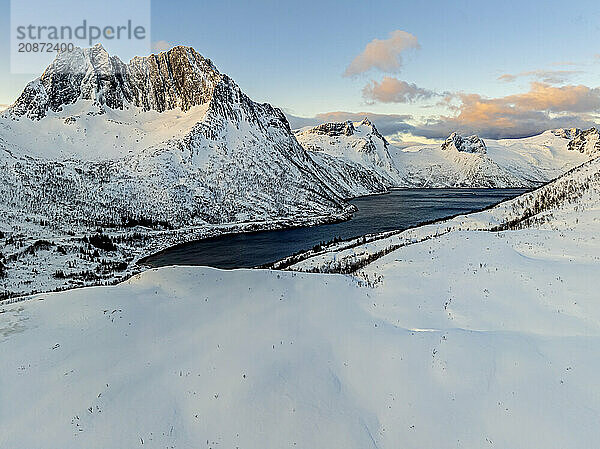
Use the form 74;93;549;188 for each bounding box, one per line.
344;30;419;77
497;74;518;82
152;40;172;53
362;77;437;103
412;110;597;140
410;83;600;139
550;61;579;67
498;70;582;84
287;81;600;142
504;82;600;112
284;111;414;136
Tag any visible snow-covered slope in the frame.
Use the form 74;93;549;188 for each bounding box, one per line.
2;158;600;448
295;118;400;190
0;100;211;160
390;129;591;188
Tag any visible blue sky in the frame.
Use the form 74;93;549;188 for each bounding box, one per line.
1;0;599;140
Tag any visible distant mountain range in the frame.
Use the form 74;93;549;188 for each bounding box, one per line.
297;120;599;188
0;44;598;297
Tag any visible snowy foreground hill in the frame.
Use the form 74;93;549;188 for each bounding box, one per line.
1;146;600;448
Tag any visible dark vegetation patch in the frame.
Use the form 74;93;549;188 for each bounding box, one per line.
120;216;173;230
83;234;117;251
25;240;54;254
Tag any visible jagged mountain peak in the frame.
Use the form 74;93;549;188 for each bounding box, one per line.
8;45;223;120
359;117;375;128
44;43;119;75
304;117;388;145
441;132;487;154
567;128;600;156
357;117;388;144
551;128;583;140
294;116;399;185
307;121;356;137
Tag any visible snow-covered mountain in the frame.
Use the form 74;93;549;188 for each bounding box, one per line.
3;45;398;223
10;44;225;120
441;132;488;154
1;45;396;297
390;128;596;188
295;118;400;190
297;119;595;188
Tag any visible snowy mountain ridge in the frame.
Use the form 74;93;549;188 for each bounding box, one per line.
296;118;595;188
441;132;487;154
295;118;401;185
8;44;222;120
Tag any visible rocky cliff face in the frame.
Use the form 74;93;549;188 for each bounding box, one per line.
441;132;487;154
307;121;356;137
551;128;582;140
567;128;600;156
9;44;223;119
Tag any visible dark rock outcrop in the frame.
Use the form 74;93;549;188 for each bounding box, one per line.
551;128;582;140
308;121;356;137
567;128;600;156
9;44;224;119
441;132;487;154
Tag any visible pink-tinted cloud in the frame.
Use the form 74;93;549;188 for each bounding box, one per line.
504;82;600;112
344;30;419;77
362;77;436;103
413;82;600;139
498;70;581;84
497;74;518;82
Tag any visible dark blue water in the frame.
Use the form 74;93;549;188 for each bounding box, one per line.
142;188;529;269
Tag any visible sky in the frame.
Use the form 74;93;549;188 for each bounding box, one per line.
1;0;599;142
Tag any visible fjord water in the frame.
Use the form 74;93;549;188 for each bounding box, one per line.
143;188;529;269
